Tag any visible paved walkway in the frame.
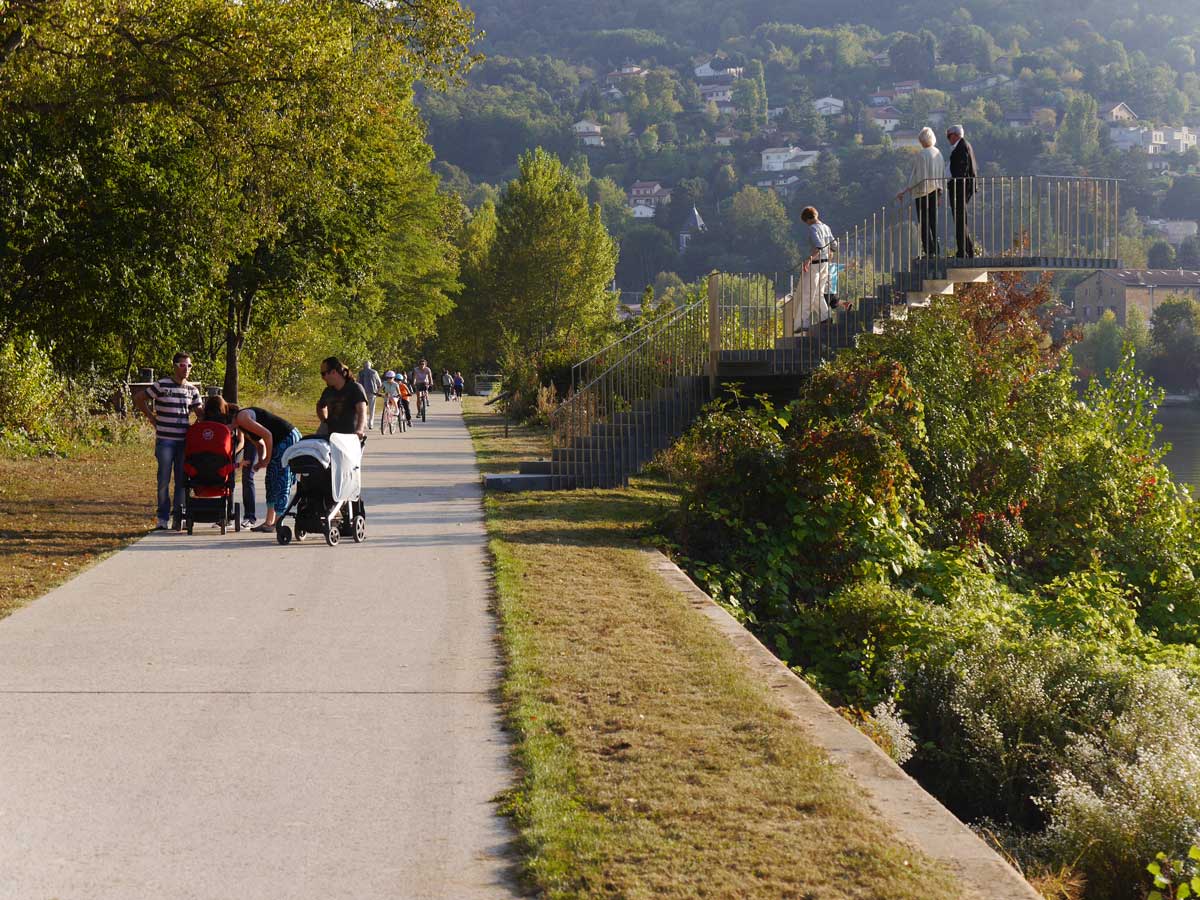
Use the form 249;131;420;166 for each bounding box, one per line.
0;400;519;899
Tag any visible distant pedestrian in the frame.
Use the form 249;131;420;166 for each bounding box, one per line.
134;352;202;530
899;127;944;258
358;360;382;430
452;371;465;399
946;124;978;258
795;207;835;334
442;369;453;401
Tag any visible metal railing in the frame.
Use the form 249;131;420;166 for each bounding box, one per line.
550;174;1121;487
550;295;709;488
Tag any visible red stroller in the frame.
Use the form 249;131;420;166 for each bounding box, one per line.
182;421;242;535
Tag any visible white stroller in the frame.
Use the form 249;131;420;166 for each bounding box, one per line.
276;432;366;546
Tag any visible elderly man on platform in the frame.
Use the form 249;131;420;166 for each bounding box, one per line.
946;124;979;258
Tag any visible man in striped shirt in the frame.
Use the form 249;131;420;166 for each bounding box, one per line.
134;352;203;530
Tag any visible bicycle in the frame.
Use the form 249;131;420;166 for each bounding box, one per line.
379;395;399;435
415;386;429;422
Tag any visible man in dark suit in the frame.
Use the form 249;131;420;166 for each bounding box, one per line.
946;124;977;258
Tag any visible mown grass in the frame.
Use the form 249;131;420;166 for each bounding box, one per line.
461;395;551;474
0;387;321;621
464;399;966;899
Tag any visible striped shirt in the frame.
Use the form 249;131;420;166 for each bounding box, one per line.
145;377;201;441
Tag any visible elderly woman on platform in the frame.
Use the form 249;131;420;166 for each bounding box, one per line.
898;126;945;259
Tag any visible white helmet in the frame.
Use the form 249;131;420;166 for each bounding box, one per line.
384;369;396;379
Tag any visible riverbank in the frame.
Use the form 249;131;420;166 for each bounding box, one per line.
462;396;966;898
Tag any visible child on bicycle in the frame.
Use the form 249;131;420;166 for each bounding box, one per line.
378;370;402;433
396;372;413;425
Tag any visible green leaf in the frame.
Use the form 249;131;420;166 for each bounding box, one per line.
1190;847;1200;862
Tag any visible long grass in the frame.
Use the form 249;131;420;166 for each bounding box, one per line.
463;396;966;898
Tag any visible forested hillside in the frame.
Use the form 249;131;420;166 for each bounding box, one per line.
425;0;1200;293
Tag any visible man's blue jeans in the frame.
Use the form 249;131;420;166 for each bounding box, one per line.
155;438;186;523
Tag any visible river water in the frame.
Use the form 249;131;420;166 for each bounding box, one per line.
1158;405;1200;489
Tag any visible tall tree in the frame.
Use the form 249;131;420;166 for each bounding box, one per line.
486;148;618;366
0;0;477;398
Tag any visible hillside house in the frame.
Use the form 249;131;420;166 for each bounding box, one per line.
1099;102;1138;123
959;73;1009;94
867;106;901;133
814;96;845;117
754;172;804;198
572;119;604;147
892;80;922;95
631;204;656;219
605;63;645;86
694;57;743;80
761;146;819;172
1074;269;1200;325
628;180;672;210
1109;125;1167;154
890;130;922;149
601;85;624;102
1167;127;1198;154
699;81;735;106
868;89;896;107
871;51;891;67
1006;111;1034;130
1145;219;1199;246
714;127;738;146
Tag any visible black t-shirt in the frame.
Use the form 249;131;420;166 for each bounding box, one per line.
319;381;368;434
243;407;295;446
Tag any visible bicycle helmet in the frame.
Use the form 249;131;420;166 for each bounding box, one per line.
398;372;407;382
384;369;396;379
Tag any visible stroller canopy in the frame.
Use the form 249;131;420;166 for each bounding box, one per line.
282;433;362;503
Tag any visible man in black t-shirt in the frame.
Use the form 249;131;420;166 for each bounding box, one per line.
317;356;369;437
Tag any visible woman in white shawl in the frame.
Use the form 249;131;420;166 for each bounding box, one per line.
898;126;945;258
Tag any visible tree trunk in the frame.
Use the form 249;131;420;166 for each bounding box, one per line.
224;293;240;403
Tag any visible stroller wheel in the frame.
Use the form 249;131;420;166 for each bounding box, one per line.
294;526;306;542
276;525;293;545
352;514;366;543
324;522;340;546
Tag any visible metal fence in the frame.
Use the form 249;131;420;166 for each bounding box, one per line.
550;174;1121;487
550;295;709;488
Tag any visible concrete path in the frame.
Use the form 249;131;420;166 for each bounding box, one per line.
0;400;519;899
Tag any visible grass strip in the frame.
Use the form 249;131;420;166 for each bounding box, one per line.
462;396;966;899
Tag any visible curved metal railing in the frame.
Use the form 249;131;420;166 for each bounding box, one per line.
550;174;1121;487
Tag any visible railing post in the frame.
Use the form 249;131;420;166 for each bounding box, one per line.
707;271;719;399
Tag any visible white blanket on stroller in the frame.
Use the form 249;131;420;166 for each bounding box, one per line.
281;434;362;504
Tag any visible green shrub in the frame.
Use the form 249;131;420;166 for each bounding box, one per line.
0;332;61;438
0;331;144;455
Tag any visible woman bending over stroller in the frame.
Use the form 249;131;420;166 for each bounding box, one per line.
234;405;301;533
